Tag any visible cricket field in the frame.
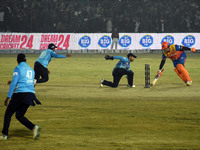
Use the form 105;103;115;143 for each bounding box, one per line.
0;53;200;150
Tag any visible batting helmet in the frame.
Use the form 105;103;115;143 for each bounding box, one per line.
161;42;169;49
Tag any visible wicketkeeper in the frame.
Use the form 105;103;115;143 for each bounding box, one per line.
100;53;137;88
158;42;196;86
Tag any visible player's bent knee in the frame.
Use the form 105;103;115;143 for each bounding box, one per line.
176;64;184;72
128;70;134;75
44;77;49;82
15;113;24;121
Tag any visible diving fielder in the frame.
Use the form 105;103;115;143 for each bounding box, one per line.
34;43;71;84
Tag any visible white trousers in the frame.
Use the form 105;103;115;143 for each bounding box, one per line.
111;38;119;49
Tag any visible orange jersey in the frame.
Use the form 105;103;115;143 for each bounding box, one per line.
162;44;183;60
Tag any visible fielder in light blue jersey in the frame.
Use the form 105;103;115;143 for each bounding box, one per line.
114;56;131;70
34;43;71;84
7;62;35;97
100;53;137;88
1;53;41;141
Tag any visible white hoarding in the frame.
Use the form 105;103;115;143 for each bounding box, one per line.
0;33;199;50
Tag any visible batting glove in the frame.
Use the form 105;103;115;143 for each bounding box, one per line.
157;70;162;76
191;48;196;52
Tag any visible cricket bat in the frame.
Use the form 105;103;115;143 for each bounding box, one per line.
151;69;164;87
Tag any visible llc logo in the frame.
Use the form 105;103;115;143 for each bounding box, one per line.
140;35;153;47
98;35;111;48
161;35;174;45
119;35;131;47
182;35;195;47
78;35;91;48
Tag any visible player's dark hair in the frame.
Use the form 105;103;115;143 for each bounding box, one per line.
17;53;26;63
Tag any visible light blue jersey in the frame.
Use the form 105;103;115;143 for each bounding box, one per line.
113;56;130;71
8;62;35;98
36;49;66;68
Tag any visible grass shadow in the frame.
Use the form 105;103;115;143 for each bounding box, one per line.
10;129;32;139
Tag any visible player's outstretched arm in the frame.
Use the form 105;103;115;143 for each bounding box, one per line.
159;59;165;70
51;51;66;58
181;46;196;52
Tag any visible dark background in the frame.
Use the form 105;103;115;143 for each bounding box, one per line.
0;0;200;33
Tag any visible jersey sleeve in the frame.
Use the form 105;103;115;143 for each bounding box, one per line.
7;67;20;98
175;45;181;51
113;56;127;62
50;51;66;58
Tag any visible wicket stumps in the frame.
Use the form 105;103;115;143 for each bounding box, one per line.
145;64;150;88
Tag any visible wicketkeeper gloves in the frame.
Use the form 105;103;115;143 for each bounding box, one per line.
105;55;114;60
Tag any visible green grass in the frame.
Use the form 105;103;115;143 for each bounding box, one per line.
0;53;200;150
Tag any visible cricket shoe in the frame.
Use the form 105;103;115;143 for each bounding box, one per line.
33;125;41;140
100;78;104;88
0;135;8;141
186;81;192;86
127;84;135;88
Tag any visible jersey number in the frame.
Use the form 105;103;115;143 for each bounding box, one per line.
26;70;33;79
39;51;47;58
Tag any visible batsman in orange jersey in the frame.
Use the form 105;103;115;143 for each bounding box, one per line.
158;41;196;86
